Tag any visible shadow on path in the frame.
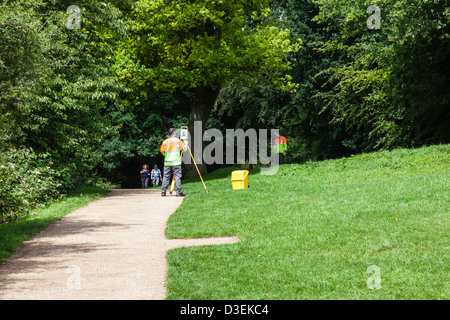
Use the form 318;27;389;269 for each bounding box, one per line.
0;189;239;300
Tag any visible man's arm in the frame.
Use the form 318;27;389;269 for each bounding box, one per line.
179;139;185;151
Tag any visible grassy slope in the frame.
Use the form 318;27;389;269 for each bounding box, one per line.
165;145;449;299
0;186;109;263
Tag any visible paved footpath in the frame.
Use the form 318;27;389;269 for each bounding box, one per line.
0;189;238;300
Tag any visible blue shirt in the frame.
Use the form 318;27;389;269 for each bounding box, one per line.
151;169;161;179
140;169;150;178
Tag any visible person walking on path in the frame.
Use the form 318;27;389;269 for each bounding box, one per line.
273;131;287;165
140;164;150;188
160;128;185;197
151;164;162;186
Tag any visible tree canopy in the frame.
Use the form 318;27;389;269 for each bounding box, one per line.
120;0;300;92
112;0;300;176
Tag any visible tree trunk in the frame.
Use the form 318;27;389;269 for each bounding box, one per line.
175;86;220;178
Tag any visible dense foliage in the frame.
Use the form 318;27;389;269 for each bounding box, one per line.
0;148;60;223
216;0;450;161
312;0;450;150
1;0;127;220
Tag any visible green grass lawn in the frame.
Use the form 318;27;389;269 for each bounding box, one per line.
0;186;109;263
165;145;450;299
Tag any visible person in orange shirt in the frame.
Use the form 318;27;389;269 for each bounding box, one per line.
160;128;185;197
272;131;287;164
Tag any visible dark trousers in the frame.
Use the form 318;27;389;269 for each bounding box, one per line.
141;176;149;188
161;165;183;194
278;153;285;165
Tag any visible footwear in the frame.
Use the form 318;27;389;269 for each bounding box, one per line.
176;192;185;197
161;191;166;197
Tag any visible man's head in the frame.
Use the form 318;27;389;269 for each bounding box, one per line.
168;128;176;137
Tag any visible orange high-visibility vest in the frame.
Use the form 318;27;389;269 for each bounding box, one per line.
274;136;287;154
160;137;185;166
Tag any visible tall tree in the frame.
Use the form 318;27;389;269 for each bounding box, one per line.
116;0;300;176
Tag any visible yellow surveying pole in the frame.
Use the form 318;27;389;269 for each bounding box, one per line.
181;126;209;193
169;175;176;195
186;143;209;193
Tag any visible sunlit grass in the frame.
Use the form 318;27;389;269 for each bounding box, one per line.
166;145;450;299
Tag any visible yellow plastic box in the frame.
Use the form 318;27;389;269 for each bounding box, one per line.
231;170;249;190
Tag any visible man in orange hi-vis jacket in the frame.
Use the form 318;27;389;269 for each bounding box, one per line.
160;128;185;197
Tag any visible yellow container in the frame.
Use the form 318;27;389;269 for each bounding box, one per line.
231;170;249;190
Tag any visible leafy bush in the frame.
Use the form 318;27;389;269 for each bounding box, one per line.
0;148;62;224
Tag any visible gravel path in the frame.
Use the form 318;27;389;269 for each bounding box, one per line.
0;189;239;300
